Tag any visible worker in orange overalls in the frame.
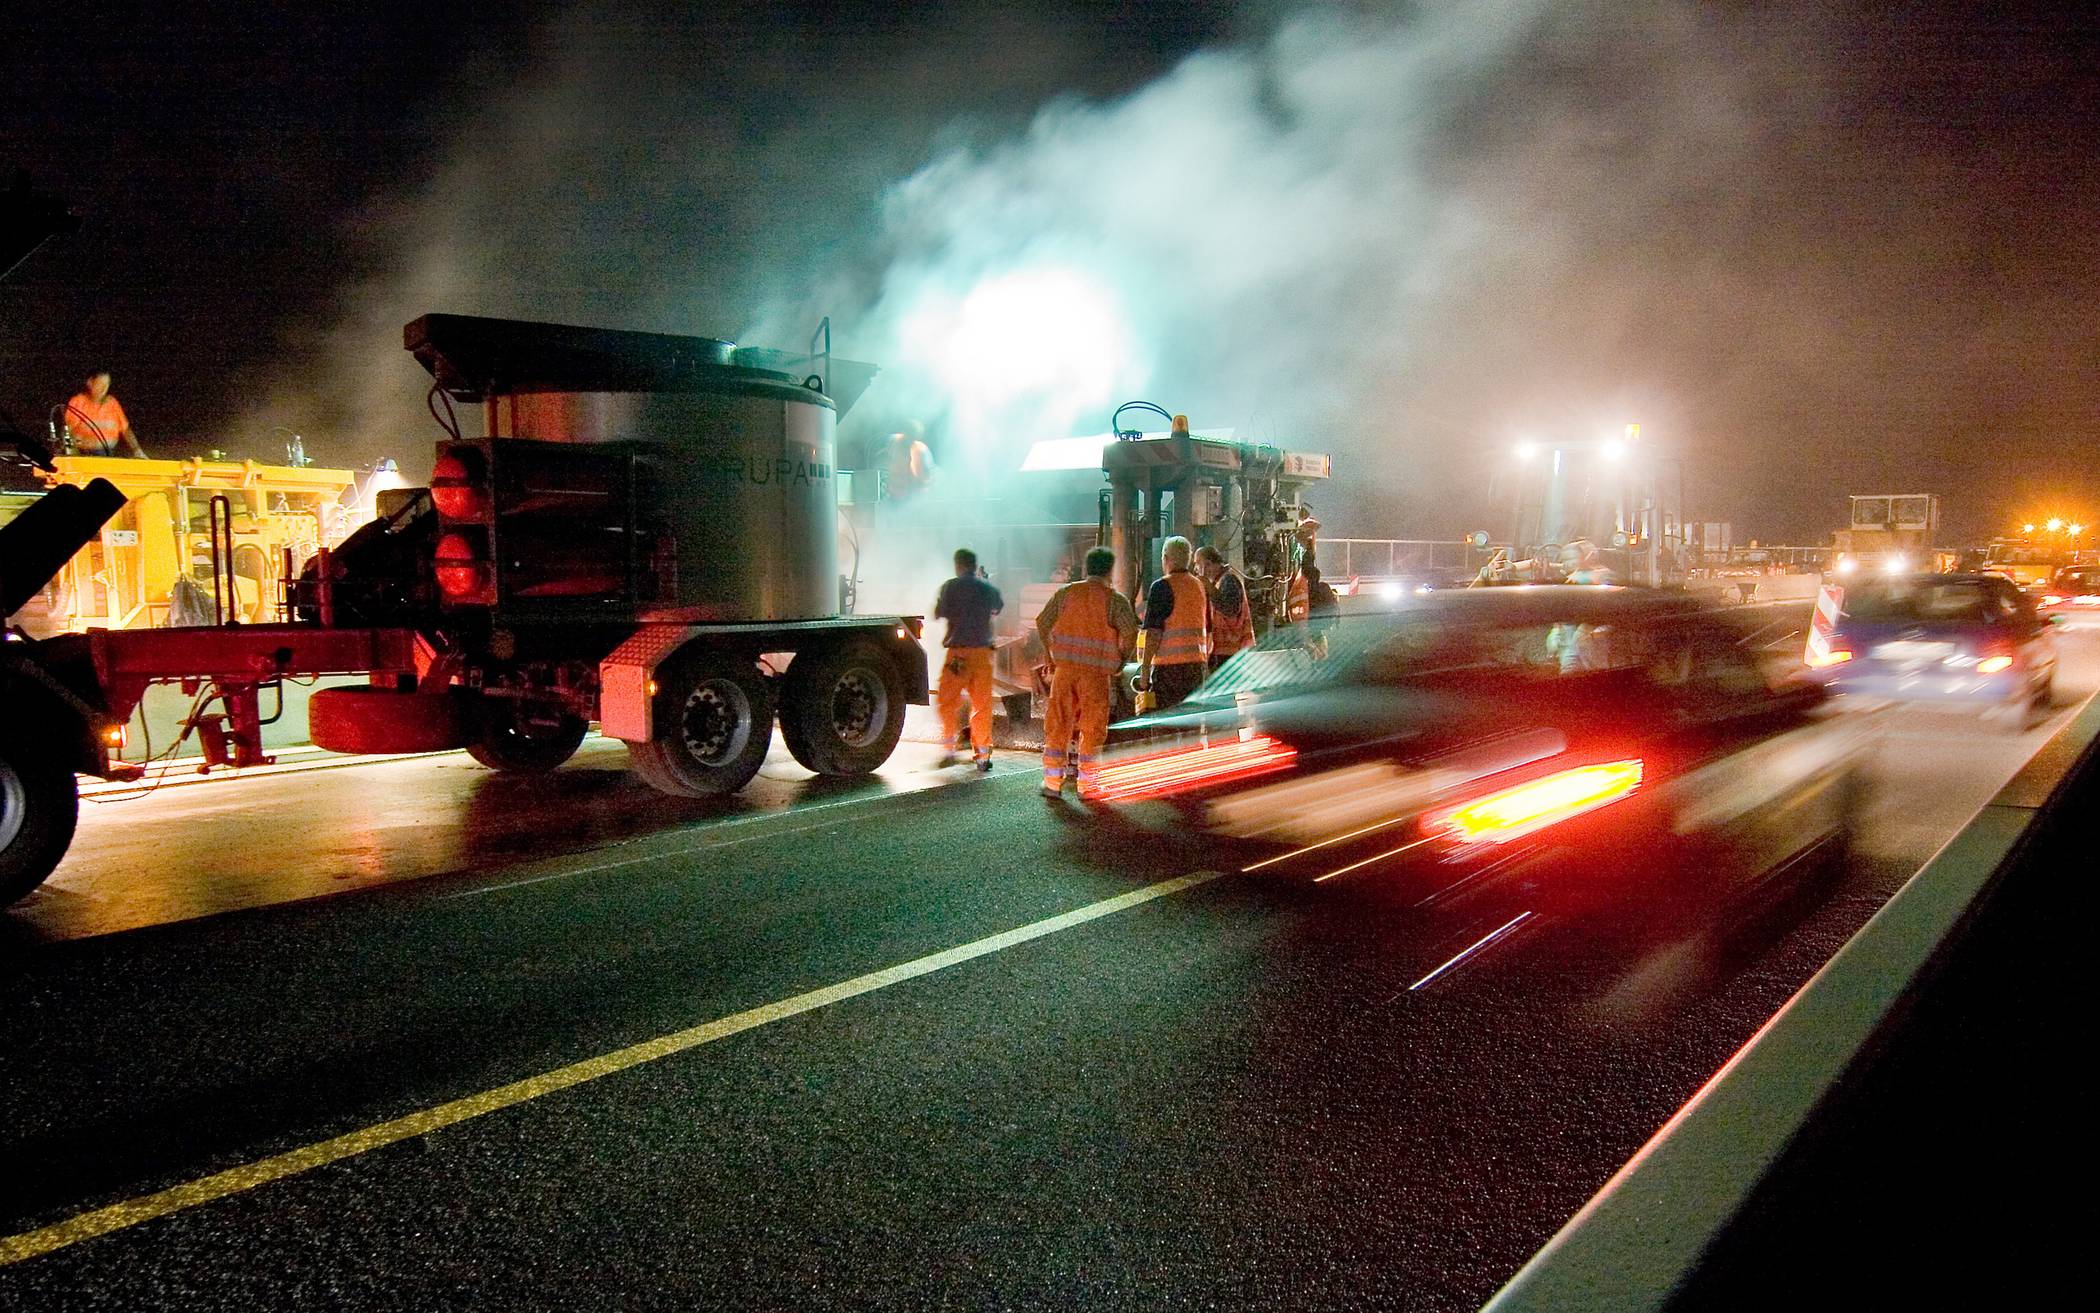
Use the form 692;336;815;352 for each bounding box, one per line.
1195;544;1254;672
1034;545;1138;798
882;420;933;501
933;546;1004;770
62;369;146;458
1138;535;1209;711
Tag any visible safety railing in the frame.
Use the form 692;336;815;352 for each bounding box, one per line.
1480;688;2100;1311
1318;538;1479;578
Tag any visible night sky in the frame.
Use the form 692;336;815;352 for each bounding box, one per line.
3;1;2094;542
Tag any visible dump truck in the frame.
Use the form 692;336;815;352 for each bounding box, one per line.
0;314;927;903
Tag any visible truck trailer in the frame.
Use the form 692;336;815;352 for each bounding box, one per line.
0;314;927;904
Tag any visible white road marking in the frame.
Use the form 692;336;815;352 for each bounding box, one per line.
1409;911;1536;991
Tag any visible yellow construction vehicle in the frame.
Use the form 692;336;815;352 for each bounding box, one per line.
28;455;365;633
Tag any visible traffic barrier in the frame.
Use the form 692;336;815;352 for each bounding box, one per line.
1750;573;1825;602
1480;687;2100;1312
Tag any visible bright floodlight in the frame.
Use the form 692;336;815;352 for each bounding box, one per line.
2073;524;2086;537
2023;523;2037;534
1836;557;1859;576
900;267;1130;413
1514;442;1538;461
1884;554;1909;576
1378;580;1405;602
1601;440;1627;462
2047;518;2065;533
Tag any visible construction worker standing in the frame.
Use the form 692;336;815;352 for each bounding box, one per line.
1138;535;1209;711
62;370;146;458
1034;546;1138;799
882;420;934;501
933;546;1003;770
1195;544;1254;671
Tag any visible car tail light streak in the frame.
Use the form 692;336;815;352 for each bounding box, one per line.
1804;644;1853;669
1976;654;2014;674
1091;735;1297;802
1427;759;1645;845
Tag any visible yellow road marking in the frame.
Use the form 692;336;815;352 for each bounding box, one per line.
0;869;1225;1266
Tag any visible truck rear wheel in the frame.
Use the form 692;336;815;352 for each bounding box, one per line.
0;739;79;905
627;652;774;797
465;697;588;773
779;641;906;776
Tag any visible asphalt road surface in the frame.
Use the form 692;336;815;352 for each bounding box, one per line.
4;636;2093;1310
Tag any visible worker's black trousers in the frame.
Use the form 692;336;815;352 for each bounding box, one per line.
1150;662;1206;711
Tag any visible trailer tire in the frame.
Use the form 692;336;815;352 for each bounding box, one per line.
628;652;774;797
780;641;906;776
0;739;78;905
464;697;588;774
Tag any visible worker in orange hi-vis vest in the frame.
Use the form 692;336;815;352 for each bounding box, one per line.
1034;546;1138;799
1194;544;1254;671
1138;535;1210;712
62;369;146;458
932;546;1004;770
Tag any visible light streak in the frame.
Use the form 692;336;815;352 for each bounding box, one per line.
1427;760;1644;845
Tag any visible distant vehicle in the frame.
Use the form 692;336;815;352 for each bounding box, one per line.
1091;588;1865;916
2036;565;2100;628
1979;538;2071;589
1831;494;1939;582
1803;574;2056;731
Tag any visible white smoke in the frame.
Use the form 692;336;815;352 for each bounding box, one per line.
256;1;2080;542
778;0;1821;535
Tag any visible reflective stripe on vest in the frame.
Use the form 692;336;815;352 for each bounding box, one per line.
1049;580;1124;671
1155;571;1209;665
1210;569;1255;657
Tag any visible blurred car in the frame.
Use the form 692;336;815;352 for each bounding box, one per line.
1803;573;2055;729
1093;587;1865;913
2035;565;2100;628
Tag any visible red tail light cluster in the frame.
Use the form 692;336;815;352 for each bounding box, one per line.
430;449;490;521
434;531;494;602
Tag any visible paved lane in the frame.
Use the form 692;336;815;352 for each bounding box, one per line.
3;636;2093;1309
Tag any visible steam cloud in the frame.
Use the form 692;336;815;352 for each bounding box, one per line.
256;0;2098;545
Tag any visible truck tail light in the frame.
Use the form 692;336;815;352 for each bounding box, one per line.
1427;758;1644;845
430;449;489;521
434;531;494;602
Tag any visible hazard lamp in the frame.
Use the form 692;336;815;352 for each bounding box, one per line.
434;531;495;603
1089;735;1297;802
430;449;490;521
1427;759;1644;845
